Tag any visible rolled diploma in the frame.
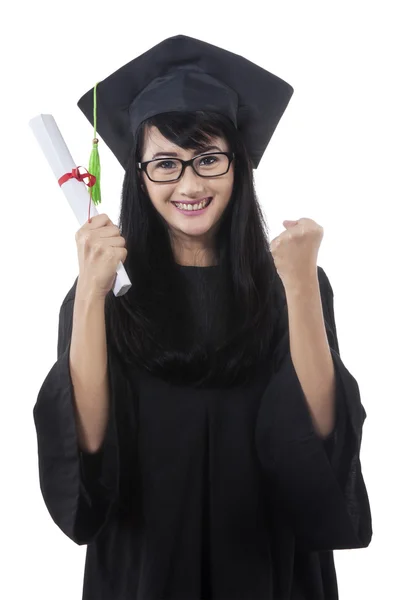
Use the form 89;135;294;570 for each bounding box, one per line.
28;114;132;297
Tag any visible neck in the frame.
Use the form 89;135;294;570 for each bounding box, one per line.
175;253;218;267
170;232;217;267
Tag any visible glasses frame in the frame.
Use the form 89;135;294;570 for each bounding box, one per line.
137;151;235;183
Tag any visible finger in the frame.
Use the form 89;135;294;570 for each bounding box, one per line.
98;224;121;238
86;213;113;229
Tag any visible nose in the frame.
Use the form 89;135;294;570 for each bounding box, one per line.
175;163;207;196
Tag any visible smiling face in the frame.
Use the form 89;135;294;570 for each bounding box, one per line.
139;125;235;266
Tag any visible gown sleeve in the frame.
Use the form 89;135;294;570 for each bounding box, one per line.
33;280;123;546
255;266;372;552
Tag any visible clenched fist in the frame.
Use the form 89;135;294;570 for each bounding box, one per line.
75;213;128;298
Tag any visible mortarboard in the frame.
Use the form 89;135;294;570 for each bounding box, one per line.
77;34;294;174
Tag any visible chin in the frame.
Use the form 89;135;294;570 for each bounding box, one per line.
179;224;214;237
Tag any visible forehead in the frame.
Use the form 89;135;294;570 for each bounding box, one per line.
141;125;227;158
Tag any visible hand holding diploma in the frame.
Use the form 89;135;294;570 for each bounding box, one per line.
28;114;132;297
75;213;128;298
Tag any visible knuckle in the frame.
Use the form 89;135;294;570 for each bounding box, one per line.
82;232;92;246
92;241;103;255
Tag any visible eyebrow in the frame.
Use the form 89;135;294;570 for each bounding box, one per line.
151;145;222;160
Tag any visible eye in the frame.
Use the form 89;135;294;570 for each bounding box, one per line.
199;155;219;165
155;160;178;169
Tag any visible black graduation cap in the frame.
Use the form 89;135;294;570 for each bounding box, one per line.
77;34;294;170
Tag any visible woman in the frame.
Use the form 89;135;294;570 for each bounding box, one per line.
33;35;372;599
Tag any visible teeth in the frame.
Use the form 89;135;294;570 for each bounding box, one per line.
175;199;210;211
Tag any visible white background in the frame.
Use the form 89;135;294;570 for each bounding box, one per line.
1;1;398;598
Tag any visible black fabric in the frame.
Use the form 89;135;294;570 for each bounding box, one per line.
77;34;294;170
33;265;372;599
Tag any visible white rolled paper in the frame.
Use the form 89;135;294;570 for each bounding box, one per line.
28;114;132;297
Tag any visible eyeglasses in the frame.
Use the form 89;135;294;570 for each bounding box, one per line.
137;151;235;183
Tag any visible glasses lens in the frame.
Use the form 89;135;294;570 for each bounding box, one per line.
147;154;230;182
147;159;182;182
193;154;229;177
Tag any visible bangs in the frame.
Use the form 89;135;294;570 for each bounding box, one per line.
139;111;232;156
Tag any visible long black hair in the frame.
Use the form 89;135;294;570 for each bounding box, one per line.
105;110;285;389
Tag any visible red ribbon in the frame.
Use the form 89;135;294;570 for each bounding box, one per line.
58;166;96;188
58;166;96;223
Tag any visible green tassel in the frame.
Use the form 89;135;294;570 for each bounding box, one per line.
88;82;101;205
89;138;101;204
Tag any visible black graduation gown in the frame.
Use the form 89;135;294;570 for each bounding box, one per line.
33;265;372;600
